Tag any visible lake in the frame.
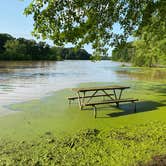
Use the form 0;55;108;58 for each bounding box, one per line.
0;60;165;108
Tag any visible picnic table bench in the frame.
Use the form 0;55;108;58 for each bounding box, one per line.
68;85;138;118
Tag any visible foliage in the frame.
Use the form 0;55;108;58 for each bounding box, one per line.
24;0;166;66
111;42;134;62
111;15;166;67
0;33;91;60
101;55;111;60
24;0;166;56
51;47;91;60
0;33;14;53
4;40;27;60
0;122;166;165
132;15;166;67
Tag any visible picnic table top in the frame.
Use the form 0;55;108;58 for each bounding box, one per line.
72;85;130;92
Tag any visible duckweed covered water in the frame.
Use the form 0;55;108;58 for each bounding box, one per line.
0;80;165;140
0;61;165;165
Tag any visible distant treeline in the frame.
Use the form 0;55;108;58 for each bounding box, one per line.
0;33;91;60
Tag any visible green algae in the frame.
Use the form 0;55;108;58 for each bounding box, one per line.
0;67;165;165
0;80;165;140
1;122;166;166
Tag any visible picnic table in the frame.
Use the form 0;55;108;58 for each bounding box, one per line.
68;85;138;118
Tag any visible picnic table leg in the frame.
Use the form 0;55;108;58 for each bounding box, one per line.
93;105;97;118
69;99;71;104
113;89;119;107
77;92;83;110
118;89;123;100
82;92;86;105
133;101;136;113
113;89;124;108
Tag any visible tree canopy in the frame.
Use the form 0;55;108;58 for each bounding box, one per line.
24;0;166;56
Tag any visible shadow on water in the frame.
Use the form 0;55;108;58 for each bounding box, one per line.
96;101;166;118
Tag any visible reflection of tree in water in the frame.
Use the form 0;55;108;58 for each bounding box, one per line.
0;61;56;69
0;84;14;92
0;61;58;78
116;69;166;82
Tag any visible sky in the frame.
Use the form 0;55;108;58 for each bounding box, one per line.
0;0;125;55
0;0;34;39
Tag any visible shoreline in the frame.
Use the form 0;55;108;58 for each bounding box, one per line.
0;87;73;117
0;81;112;117
0;106;19;117
1;77;166;117
0;63;165;117
0;80;165;140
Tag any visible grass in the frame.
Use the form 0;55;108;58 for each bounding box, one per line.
0;69;166;165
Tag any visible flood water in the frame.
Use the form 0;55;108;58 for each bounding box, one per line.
0;60;128;106
0;60;165;108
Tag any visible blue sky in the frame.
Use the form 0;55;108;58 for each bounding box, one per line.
0;0;34;39
0;0;125;55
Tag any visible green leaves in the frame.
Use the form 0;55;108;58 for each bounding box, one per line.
24;0;164;55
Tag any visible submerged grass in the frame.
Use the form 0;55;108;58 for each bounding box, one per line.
0;67;165;165
116;67;166;82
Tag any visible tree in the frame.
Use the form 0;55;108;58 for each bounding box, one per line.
0;32;91;61
0;33;14;54
24;0;166;56
111;42;134;62
132;13;166;67
4;40;27;60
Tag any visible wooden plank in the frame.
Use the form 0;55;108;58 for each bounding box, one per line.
86;90;98;104
102;90;114;100
68;93;115;100
72;85;130;92
84;98;138;106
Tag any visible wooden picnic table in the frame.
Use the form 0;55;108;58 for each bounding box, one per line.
72;85;130;92
68;85;138;118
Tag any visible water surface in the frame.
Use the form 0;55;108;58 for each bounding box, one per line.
0;60;165;108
